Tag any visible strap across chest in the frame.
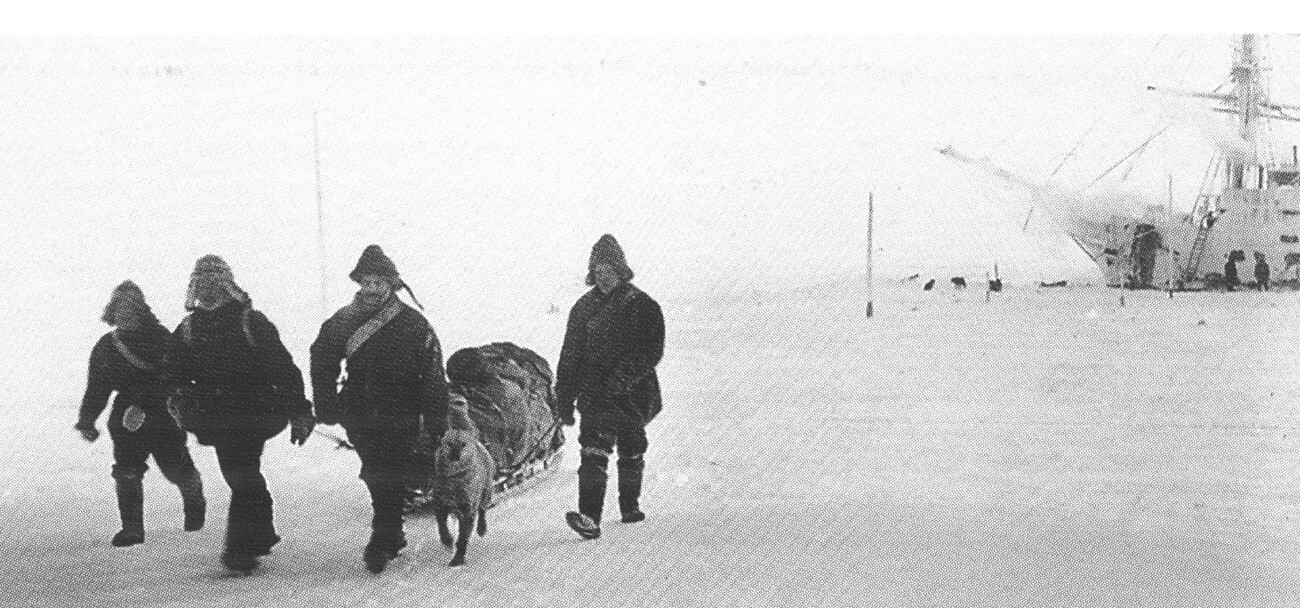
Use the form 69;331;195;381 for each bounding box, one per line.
345;298;404;358
111;331;157;372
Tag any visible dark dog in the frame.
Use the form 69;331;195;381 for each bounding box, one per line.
430;427;496;567
951;277;967;289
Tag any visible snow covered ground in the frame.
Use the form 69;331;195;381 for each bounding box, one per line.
2;279;1298;607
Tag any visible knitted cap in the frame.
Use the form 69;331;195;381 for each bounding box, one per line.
101;280;152;325
349;245;401;284
586;234;634;284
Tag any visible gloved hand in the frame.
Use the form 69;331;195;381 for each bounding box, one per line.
74;422;100;443
556;392;575;427
289;414;315;446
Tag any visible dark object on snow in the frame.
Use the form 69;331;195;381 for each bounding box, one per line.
988;278;1003;292
923;279;936;291
903;273;920;282
1039;280;1068;288
951;277;967;289
407;342;565;512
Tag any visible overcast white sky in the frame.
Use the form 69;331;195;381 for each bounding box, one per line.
2;31;1298;355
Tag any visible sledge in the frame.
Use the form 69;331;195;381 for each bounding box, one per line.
404;342;566;513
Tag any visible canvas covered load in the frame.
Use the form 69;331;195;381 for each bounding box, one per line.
406;342;565;511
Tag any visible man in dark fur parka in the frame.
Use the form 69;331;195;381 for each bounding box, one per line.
557;234;665;540
310;245;450;573
162;255;314;573
77;281;206;548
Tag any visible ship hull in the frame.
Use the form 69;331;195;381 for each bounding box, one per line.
1080;185;1300;289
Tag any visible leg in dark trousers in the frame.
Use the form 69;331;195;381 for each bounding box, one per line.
150;424;205;532
110;431;150;547
213;437;276;565
616;422;649;522
576;430;614;526
349;416;418;573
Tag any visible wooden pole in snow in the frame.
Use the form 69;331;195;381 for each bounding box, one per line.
867;192;874;317
314;109;329;317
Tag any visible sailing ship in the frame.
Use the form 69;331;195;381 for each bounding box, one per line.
942;34;1300;289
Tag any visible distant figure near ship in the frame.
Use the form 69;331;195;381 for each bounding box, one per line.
1224;254;1240;292
1254;253;1271;291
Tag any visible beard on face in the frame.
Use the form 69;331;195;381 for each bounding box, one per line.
192;275;236;310
355;287;394;312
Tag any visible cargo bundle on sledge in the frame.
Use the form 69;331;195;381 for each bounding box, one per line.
405;342;565;512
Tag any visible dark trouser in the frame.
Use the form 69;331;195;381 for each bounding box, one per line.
213;437;275;555
577;416;648;524
111;418;201;531
346;414;421;549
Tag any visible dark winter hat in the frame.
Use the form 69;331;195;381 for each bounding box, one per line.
585;234;634;285
349;245;402;284
101;280;154;325
192;254;232;277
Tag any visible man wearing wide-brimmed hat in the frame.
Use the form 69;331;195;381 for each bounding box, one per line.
556;234;665;540
310;245;450;574
163;255;315;573
77;281;206;548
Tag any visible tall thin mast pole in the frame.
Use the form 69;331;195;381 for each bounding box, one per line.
1237;34;1260;147
1228;34;1262;189
314;109;328;316
866;192;874;317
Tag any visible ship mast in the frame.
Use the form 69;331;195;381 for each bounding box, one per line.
1228;34;1263;188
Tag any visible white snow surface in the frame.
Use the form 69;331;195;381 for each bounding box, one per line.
2;280;1299;607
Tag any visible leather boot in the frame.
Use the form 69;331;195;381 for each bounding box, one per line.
112;469;145;547
363;486;406;573
577;451;609;525
618;454;645;523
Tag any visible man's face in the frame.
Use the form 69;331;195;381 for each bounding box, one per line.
593;263;620;293
191;273;231;310
356;275;396;310
112;303;143;330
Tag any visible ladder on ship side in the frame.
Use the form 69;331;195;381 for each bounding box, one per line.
1182;196;1215;281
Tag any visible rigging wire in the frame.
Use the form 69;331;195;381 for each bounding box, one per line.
1084;125;1170;190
